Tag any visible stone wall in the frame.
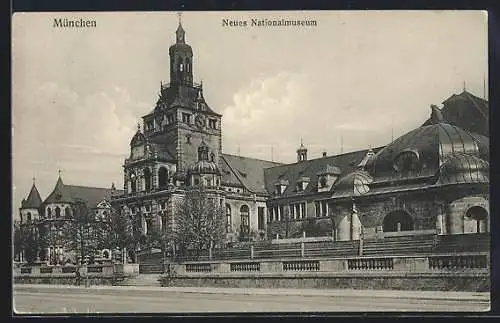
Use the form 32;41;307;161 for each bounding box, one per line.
160;272;489;292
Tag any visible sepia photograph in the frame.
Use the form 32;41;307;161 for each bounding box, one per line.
12;10;490;313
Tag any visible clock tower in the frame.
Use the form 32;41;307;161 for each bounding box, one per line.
127;15;222;192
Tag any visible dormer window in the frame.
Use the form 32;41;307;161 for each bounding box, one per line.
209;119;217;129
319;176;327;188
296;176;310;192
275;179;289;195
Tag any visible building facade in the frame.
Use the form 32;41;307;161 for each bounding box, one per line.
110;20;489;249
17;20;490;263
16;176;122;264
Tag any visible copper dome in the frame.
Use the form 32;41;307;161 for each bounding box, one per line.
365;123;488;182
187;160;221;176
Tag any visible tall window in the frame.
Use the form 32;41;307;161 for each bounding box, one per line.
144;168;152;191
158;167;168;188
240;205;250;234
315;201;328;218
226;204;232;233
27;212;32;223
65;207;71;218
258;207;265;230
55;206;61;218
47;208;52;219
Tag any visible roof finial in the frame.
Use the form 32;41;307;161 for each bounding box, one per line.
58;169;62;178
463;80;467;92
177;11;182;26
137;122;141;132
32;177;36;185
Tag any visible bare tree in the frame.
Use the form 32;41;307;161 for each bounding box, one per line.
61;200;105;265
104;207;135;261
13;223;42;264
173;187;225;261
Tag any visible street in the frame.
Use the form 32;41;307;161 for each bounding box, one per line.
13;285;490;313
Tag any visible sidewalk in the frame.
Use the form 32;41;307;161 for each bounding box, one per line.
13;284;490;301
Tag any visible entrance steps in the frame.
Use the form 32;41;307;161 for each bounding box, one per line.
120;274;162;287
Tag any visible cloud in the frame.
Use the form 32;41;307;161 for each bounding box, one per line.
12;81;146;217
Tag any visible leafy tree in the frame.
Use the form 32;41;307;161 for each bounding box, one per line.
173;187;225;261
61;200;106;265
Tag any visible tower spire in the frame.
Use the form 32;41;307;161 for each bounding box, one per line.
463;80;467;92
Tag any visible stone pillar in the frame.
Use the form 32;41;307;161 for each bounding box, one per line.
436;213;444;235
479;220;487;233
250;245;254;259
352;212;362;240
141;215;147;235
301;242;305;258
338;214;350;241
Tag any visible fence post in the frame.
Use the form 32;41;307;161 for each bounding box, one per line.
250;245;254;259
301;242;305;258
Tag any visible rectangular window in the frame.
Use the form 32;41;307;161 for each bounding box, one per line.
315;201;320;217
278;205;284;222
166;114;174;124
258;207;265;230
182;113;192;123
321;201;328;217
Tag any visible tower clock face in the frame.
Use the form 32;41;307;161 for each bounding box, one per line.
195;114;205;129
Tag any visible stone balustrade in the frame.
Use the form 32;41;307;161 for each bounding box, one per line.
167;252;489;276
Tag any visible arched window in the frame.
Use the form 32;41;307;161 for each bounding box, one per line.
103;210;108;220
158;167;168;188
65;207;71;218
55;206;61;218
27;212;32;223
226;204;232;233
466;206;488;233
185;57;191;73
47;207;52;219
130;172;137;193
393;150;421;177
178;57;183;73
144;168;152;192
240;205;250;235
383;210;414;232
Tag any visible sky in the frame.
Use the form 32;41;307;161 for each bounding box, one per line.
12;11;488;216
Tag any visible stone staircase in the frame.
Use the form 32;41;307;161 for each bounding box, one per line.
434;233;490;253
120;274;162;287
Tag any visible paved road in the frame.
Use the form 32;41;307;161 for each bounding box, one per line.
13;285;490;313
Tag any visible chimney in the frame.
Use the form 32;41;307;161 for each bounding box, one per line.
322;152;327;157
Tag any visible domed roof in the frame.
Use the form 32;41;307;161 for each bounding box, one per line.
130;128;145;147
365;122;488;181
187;160;221;176
438;152;489;185
333;170;373;197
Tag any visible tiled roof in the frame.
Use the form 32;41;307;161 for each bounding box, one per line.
264;148;384;198
422;90;489;137
21;183;43;209
44;177;124;208
221;154;283;194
